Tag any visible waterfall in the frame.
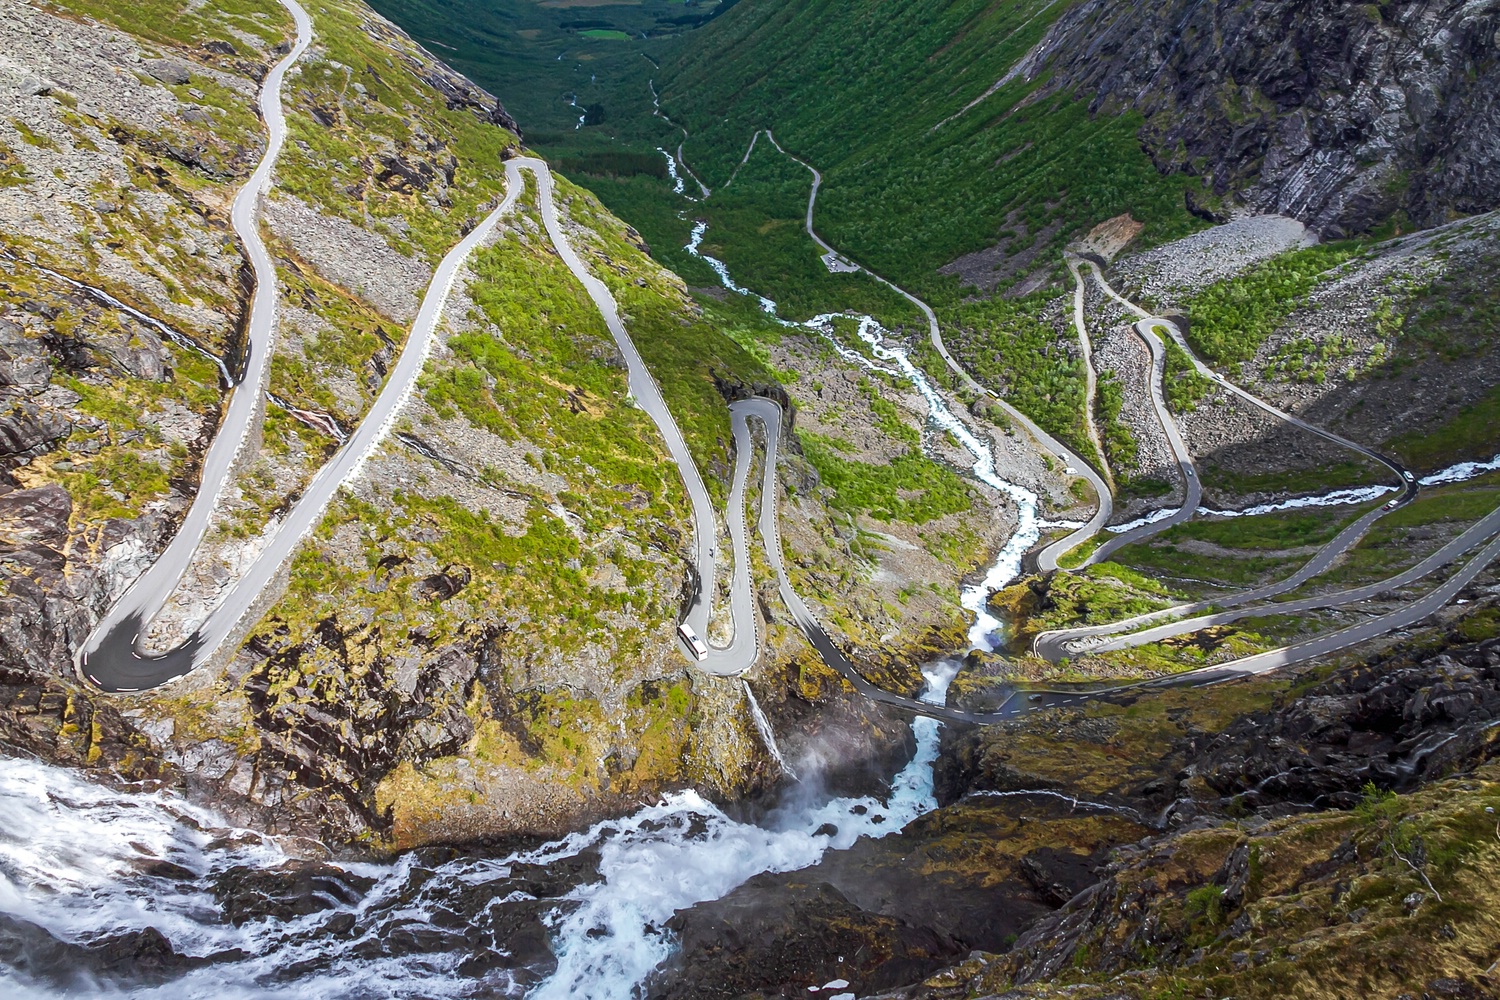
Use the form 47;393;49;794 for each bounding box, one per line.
0;676;951;1000
743;680;795;779
657;147;686;196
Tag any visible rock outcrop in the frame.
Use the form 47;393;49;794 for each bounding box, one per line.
1025;0;1500;236
688;612;1500;999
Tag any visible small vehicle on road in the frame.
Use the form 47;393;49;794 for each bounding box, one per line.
1403;471;1415;482
1384;499;1400;510
677;622;709;661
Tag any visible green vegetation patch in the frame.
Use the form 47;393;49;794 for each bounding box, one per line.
1161;333;1213;413
662;137;919;323
1101;504;1360;593
274;0;520;263
940;295;1093;462
1263;332;1361;385
421;202;683;534
801;434;973;526
49;0;288;52
1028;563;1183;633
1154;505;1369;551
1095;370;1137;473
1387;381;1500;472
1202;456;1388;499
659;0;1203;301
0;139;28;187
1400;247;1500;361
555;175;777;490
1185;243;1361;367
1110;541;1300;592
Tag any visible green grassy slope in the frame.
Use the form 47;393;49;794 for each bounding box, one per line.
366;0;1202;304
655;0;1204;301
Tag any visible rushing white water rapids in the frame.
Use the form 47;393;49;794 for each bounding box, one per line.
683;223;1077;650
0;662;957;999
0;171;1043;1000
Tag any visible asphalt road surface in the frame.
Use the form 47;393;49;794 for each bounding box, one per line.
1033;261;1421;659
77;0;314;691
760;131;1112;573
1064;502;1500;658
1083;319;1203;566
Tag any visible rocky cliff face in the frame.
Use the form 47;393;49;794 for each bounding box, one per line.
649;600;1500;999
1027;0;1500;236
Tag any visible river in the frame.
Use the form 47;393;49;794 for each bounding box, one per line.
683;224;1076;650
0;663;957;998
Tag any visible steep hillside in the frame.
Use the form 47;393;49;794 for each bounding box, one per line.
656;0;1499;289
655;0;1203;301
648;598;1500;998
0;0;1008;848
363;0;714;138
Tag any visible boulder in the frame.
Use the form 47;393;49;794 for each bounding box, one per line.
212;861;377;925
143;59;191;86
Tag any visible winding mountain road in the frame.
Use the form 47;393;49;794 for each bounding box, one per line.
738;396;1082;723
1064;256;1113;496
80;144;767;689
75;45;1481;736
1031;261;1424;660
664;146;1486;713
1060;501;1500;659
757;131;1111;573
517;161;754;675
1084;259;1410;486
76;0;313;690
1082;319;1203;566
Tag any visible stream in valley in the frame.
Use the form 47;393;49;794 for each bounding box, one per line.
0;206;1057;1000
16;220;1492;999
684;223;1076;650
0;223;1007;992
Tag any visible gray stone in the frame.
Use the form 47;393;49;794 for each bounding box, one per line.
143;59;191;86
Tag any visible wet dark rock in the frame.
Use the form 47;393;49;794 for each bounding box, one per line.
0;399;70;459
0;480;161;701
0;915;204;989
242;618;484;836
1422;978;1499;1000
1018;850;1084;908
648;876;960;1000
375;151;437;192
413;564;470;602
1196;636;1500;809
212;861;377;925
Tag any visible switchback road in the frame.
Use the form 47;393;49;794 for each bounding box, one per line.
77;0;314;690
